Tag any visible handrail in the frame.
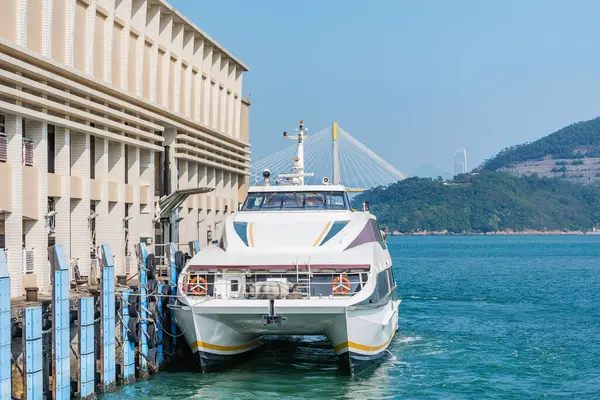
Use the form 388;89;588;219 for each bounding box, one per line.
180;269;367;299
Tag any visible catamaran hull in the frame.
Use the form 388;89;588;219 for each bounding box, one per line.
171;298;400;374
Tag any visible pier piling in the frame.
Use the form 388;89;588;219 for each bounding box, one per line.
135;243;150;379
119;289;135;384
0;250;10;399
98;245;116;392
23;306;43;399
49;245;71;400
78;297;96;399
167;243;179;361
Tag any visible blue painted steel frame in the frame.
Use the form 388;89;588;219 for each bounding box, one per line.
120;290;135;383
78;297;95;399
156;284;164;366
167;243;178;353
191;240;200;255
24;306;43;400
0;250;10;399
136;243;149;378
99;244;116;391
49;245;71;400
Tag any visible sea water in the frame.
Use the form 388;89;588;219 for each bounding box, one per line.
102;236;600;399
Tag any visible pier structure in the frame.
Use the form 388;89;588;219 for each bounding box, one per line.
0;0;251;300
3;241;194;398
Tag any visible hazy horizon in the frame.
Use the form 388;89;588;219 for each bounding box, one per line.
171;0;600;176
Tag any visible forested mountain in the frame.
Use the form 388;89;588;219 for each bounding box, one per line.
479;117;600;171
353;172;600;233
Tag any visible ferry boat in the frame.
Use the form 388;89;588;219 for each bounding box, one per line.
172;121;400;374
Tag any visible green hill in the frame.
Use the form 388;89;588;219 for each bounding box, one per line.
353;172;600;233
479;117;600;171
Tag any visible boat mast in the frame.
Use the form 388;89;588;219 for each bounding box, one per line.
280;120;314;185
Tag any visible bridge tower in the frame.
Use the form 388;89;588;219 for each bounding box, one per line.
332;121;341;185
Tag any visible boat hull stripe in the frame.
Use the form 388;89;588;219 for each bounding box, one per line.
334;329;397;353
313;221;332;247
190;340;258;352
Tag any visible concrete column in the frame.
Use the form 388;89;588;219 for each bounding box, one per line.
41;0;53;57
70;132;91;277
64;0;75;67
178;159;189;244
108;141;125;276
84;0;97;76
54;127;71;260
4;115;23;297
94;137;109;257
197;165;207;246
127;145;140;268
139;149;154;253
187;162;198;244
26;121;49;293
16;0;28;47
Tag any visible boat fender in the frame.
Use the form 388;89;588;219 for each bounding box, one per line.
174;251;185;273
127;317;139;343
146;254;157;280
128;296;139;318
147;323;158;348
147;347;158;370
147;278;158;302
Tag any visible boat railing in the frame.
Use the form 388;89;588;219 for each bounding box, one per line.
180;270;368;300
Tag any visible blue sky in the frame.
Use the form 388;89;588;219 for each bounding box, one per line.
171;0;600;175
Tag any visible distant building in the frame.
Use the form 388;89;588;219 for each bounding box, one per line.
454;148;467;176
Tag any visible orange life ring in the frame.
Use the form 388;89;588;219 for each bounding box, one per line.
332;276;351;294
189;276;207;295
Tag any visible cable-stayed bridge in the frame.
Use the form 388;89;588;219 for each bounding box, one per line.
250;123;406;190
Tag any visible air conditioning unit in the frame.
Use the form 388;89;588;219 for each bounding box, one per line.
22;249;35;274
22;138;34;166
0;133;7;163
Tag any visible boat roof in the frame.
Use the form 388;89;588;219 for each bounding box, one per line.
248;184;348;193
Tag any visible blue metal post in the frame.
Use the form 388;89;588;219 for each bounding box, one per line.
167;243;178;357
0;250;10;399
135;243;149;379
78;297;95;399
120;290;135;384
24;306;43;400
189;240;200;256
99;244;116;392
156;284;164;367
49;245;70;400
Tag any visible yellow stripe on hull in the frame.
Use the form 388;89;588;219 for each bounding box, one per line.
334;329;397;354
190;340;259;353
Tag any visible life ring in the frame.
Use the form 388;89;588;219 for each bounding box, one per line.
332;276;351;294
189;276;207;295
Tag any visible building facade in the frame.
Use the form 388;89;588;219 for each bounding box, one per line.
0;0;251;297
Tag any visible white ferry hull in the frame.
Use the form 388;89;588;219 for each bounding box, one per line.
172;298;400;373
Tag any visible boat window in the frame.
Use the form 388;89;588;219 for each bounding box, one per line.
241;191;349;211
230;280;239;292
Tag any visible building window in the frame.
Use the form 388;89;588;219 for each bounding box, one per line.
90;136;95;179
48;125;55;173
0;114;5;133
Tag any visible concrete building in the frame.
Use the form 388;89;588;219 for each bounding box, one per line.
453;148;467;176
0;0;251;298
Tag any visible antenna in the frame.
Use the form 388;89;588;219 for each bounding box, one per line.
277;120;314;185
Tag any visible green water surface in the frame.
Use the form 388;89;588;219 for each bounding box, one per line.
102;236;600;399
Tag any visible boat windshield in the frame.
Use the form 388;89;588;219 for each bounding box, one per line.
241;191;350;211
